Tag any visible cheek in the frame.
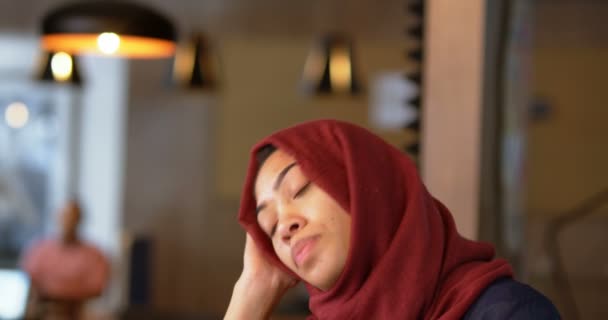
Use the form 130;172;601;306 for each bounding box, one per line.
317;200;348;229
272;241;297;270
323;204;351;248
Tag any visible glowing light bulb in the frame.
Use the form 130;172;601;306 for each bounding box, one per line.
329;46;352;92
173;44;196;83
5;102;29;129
97;32;121;54
51;52;73;81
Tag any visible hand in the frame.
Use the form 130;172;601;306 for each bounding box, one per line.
225;234;298;320
240;234;298;291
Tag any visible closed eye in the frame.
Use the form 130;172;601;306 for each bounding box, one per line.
270;224;277;237
260;216;277;238
294;181;311;199
264;181;311;238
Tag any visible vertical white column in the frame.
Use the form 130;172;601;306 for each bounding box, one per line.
77;55;128;311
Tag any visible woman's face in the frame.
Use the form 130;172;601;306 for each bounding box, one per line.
255;149;351;291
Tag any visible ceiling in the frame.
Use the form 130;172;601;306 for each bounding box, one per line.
0;0;408;40
0;0;605;47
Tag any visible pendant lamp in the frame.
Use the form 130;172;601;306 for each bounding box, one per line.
171;33;217;89
301;33;361;95
41;1;176;58
37;51;82;85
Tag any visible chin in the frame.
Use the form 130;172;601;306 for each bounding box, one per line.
304;266;340;292
291;247;345;291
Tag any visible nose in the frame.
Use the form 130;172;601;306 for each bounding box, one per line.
277;213;306;243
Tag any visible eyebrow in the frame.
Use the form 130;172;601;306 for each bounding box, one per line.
256;161;298;215
273;162;298;191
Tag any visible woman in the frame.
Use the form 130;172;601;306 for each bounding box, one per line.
225;119;560;319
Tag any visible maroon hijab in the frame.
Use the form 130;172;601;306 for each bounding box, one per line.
238;119;512;319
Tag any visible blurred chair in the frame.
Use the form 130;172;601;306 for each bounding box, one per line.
545;188;608;320
127;236;153;306
119;235;219;319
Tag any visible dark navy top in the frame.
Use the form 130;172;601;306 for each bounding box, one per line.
463;278;561;319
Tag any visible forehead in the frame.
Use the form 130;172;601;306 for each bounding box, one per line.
254;149;297;198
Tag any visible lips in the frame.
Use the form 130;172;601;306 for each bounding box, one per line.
291;235;320;267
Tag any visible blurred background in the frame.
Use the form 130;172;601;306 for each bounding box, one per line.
0;0;606;319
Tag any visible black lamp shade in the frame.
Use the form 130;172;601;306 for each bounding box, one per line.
41;1;176;58
38;51;82;85
302;34;361;95
172;33;217;89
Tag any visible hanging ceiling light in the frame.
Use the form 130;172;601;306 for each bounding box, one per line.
171;33;218;89
37;51;82;85
301;33;362;95
41;1;176;58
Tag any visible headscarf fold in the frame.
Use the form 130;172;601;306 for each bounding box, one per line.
238;119;512;319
